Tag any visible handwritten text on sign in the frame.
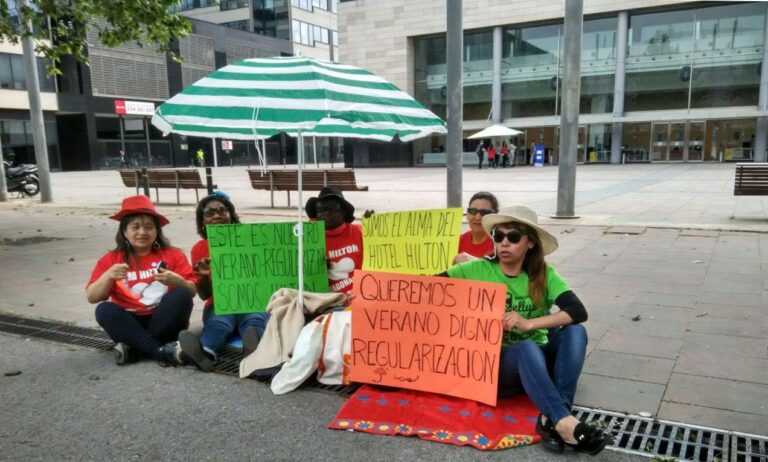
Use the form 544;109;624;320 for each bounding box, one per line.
362;208;462;275
208;222;327;315
350;270;506;406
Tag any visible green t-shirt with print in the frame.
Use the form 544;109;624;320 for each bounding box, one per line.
446;259;571;346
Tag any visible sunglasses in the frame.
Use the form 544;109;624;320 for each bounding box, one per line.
203;207;230;218
466;207;497;216
492;229;525;244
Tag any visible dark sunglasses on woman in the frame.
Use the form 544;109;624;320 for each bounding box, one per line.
492;229;525;244
466;207;497;216
203;207;230;218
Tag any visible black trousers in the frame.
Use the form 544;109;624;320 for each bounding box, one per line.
95;288;193;360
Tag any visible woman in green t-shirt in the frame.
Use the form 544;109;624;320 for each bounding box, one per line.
445;205;613;456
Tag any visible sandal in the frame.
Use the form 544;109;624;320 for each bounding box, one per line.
566;422;614;456
535;414;565;453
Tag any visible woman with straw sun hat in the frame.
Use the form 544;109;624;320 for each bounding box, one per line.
444;205;613;456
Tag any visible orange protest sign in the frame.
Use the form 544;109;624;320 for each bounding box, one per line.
349;270;507;406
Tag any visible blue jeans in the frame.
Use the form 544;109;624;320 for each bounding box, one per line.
200;305;269;356
498;324;587;425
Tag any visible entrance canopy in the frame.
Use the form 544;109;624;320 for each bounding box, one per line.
468;124;522;139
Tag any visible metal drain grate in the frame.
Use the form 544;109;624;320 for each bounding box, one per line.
0;315;113;350
731;432;768;462
573;407;768;462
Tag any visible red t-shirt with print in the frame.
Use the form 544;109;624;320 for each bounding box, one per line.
87;247;194;315
458;231;494;258
190;239;213;308
325;222;363;293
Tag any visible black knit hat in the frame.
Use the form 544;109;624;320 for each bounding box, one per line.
305;186;355;223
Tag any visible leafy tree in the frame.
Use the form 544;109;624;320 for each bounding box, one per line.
0;0;191;74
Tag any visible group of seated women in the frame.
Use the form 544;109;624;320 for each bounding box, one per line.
86;190;613;456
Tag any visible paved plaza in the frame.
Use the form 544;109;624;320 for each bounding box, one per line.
0;162;766;458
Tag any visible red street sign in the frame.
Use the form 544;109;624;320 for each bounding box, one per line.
114;100;126;114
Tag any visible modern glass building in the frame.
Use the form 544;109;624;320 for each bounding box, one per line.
341;1;768;166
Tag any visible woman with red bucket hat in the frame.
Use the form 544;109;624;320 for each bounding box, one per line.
86;195;196;366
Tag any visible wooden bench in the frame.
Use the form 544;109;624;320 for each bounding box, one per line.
247;169;368;207
118;169;216;204
734;163;768;196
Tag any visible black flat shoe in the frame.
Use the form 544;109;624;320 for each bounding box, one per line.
566;422;614;456
535;414;565;453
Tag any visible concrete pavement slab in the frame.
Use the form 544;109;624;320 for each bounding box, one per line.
665;373;768;417
681;332;768;359
582;350;675;385
673;351;768;385
574;374;666;415
658;402;768;439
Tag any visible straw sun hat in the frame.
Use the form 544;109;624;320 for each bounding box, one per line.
481;205;559;255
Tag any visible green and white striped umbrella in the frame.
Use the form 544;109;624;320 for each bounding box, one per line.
151;56;446;142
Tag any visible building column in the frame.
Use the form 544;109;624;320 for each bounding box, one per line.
491;26;502;124
610;11;628;164
754;12;768;162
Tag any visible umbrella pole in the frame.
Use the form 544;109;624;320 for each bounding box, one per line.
297;130;304;309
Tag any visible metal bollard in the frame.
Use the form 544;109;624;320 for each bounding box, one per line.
141;167;150;197
205;167;214;194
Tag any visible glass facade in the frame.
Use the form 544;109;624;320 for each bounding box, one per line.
94;116;172;169
411;2;767;165
501;23;561;118
0;120;60;170
253;0;290;40
0;53;55;92
626;3;765;111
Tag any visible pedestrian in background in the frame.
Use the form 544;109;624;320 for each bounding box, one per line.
196;148;205;167
119;149;128;168
476;142;485;170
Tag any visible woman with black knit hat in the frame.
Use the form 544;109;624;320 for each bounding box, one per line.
305;186;363;295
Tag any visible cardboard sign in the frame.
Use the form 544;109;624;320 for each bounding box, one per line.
350;270;507;406
208;222;327;314
362;208;462;276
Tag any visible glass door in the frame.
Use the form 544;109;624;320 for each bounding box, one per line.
651;123;669;161
669;122;685;161
687;121;706;161
576;125;587;163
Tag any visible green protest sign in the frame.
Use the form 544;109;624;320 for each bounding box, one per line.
208;222;327;315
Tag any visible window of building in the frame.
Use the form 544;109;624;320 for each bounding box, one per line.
312;0;327;10
330;0;337;13
254;0;290;40
0;53;54;92
332;30;338;47
220;0;249;11
170;0;219;12
222;19;249;31
626;3;766;111
96;117;122;140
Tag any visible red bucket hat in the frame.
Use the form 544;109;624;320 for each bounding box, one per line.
110;195;170;227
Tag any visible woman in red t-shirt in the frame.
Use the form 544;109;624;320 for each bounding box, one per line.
177;192;270;372
87;195;196;366
453;191;498;265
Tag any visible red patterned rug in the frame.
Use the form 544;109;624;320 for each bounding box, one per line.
328;385;541;450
